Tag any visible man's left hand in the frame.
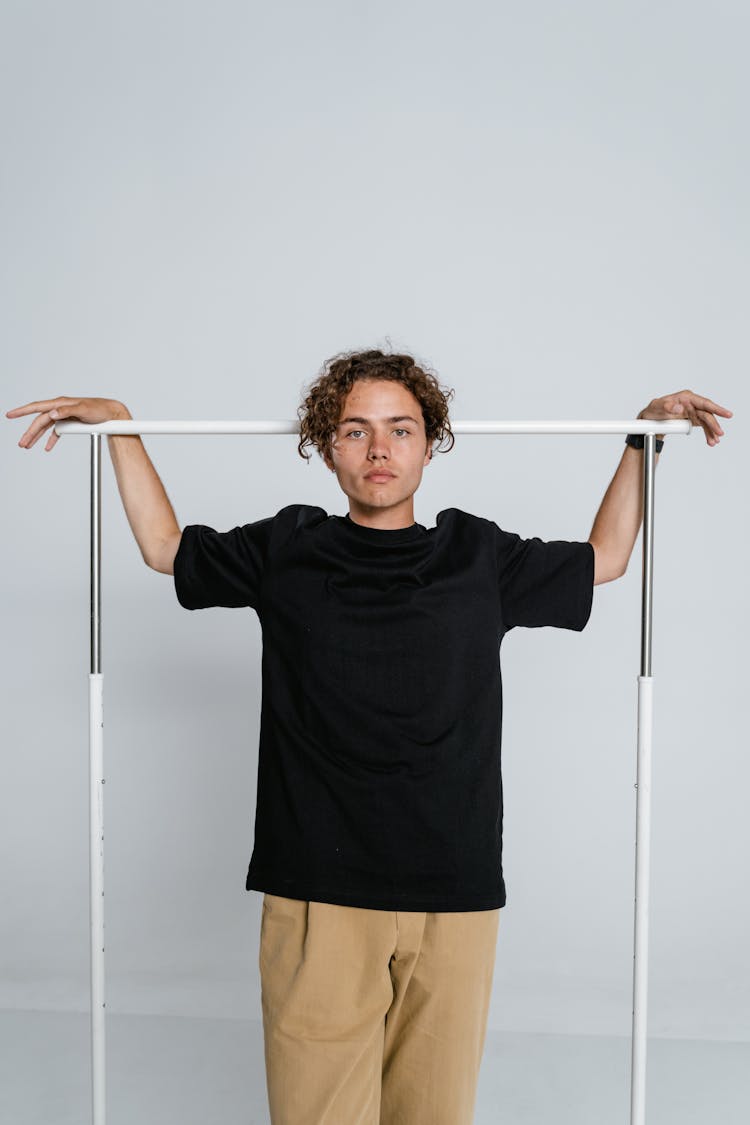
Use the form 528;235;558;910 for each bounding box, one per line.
638;390;733;447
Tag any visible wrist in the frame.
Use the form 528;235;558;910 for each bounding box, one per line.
625;432;664;453
636;410;664;444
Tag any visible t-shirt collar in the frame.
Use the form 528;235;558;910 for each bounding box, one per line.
338;512;424;543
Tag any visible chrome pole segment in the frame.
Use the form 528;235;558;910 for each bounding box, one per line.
641;433;656;679
630;431;657;1125
90;434;106;1124
91;435;101;674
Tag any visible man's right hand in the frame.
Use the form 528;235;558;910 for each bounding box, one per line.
6;398;131;453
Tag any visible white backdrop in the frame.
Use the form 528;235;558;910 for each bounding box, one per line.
1;0;747;1043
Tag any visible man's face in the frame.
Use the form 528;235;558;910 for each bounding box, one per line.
323;379;432;525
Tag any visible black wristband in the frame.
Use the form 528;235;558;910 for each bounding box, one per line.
625;433;664;453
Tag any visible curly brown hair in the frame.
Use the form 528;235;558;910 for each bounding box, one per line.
297;346;456;465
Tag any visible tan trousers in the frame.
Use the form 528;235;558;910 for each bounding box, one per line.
258;893;501;1125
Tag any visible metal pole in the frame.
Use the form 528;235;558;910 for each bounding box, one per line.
53;417;687;1125
631;431;656;1124
55;419;692;436
89;434;106;1124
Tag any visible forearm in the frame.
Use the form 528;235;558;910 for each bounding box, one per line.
588;443;661;576
106;403;181;566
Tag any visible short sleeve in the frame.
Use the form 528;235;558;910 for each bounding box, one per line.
495;527;594;632
173;517;274;610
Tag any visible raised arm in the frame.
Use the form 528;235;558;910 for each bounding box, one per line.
7;396;181;572
588;390;732;580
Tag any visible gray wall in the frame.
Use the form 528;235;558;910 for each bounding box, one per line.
2;0;747;1042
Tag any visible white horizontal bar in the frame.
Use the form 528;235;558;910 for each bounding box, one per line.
54;419;692;436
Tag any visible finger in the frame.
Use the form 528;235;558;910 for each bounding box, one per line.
24;417;56;448
672;399;711;435
20;412;60;447
705;410;725;437
691;407;722;438
18;414;49;446
695;409;720;444
44;429;60;452
676;401;701;433
684;393;733;417
6;398;71;417
18;401;81;446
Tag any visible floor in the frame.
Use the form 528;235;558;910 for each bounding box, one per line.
1;1009;748;1124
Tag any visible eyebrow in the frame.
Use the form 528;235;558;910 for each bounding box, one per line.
337;415;420;428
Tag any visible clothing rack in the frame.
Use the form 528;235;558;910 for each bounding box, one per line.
53;415;692;1125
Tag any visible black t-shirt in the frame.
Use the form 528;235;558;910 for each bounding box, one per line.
173;504;594;912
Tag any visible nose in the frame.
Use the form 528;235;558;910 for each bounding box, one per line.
367;434;390;460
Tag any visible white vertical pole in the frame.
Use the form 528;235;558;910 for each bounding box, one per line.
630;431;657;1124
89;433;106;1124
631;675;653;1122
89;672;106;1123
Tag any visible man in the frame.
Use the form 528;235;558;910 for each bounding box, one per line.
7;352;731;1124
